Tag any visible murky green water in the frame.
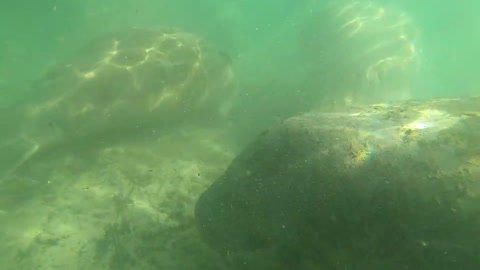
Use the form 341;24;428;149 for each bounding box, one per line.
0;1;478;269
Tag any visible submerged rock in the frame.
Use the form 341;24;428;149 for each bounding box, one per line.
195;96;480;270
301;0;419;107
1;28;236;179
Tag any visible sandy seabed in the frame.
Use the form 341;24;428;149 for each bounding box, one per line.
0;127;237;270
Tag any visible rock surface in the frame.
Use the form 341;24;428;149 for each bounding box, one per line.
301;0;419;107
195;96;480;270
1;28;236;180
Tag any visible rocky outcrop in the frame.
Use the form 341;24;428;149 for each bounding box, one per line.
196;96;480;270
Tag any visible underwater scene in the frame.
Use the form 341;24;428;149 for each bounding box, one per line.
0;0;479;269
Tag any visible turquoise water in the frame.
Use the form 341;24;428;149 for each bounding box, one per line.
1;0;479;139
0;1;479;269
1;0;479;105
